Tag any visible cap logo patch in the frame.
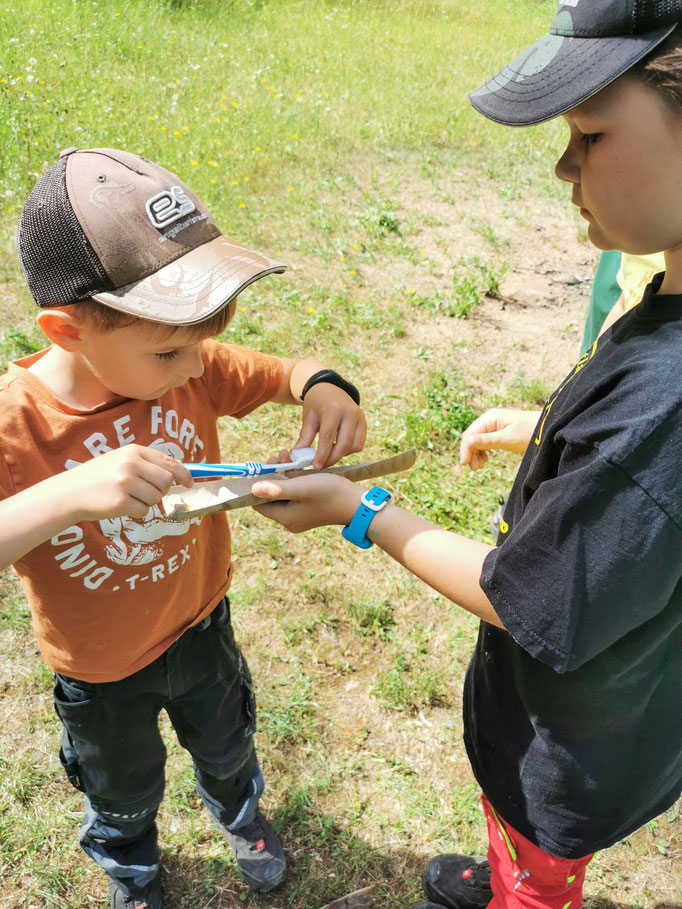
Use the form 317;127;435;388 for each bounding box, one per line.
146;186;196;229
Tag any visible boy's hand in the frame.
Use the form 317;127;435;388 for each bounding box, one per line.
293;384;366;469
69;445;194;522
0;446;194;571
251;474;361;533
460;408;542;471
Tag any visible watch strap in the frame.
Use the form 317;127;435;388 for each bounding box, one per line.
342;486;392;549
300;369;360;406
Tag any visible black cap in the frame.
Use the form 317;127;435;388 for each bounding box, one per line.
469;0;681;126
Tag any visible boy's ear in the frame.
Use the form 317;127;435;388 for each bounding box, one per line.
36;308;84;351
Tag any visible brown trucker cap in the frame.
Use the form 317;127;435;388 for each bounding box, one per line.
17;147;286;325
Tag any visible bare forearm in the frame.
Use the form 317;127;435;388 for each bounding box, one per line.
0;476;81;570
366;505;503;626
272;358;327;404
253;474;502;625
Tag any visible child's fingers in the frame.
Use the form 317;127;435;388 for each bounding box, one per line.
470;449;489;472
311;425;335;469
116;477;174;517
293;412;321;452
251;479;288;500
322;415;361;467
462;430;505;461
139;447;194;488
167;460;194;488
133;456;189;495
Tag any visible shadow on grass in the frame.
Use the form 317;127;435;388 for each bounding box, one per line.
161;830;682;909
158;785;682;909
159;794;431;909
586;905;682;909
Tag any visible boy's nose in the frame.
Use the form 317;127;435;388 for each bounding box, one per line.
555;143;580;184
180;345;205;379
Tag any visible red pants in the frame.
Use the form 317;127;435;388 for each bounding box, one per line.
482;795;593;909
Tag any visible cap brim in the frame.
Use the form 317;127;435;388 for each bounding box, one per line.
469;25;676;126
92;235;286;325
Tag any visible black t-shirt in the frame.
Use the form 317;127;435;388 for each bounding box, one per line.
465;274;682;858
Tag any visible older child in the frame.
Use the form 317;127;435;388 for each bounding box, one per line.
3;147;366;908
252;3;682;907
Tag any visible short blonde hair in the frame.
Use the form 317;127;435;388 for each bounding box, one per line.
65;297;237;341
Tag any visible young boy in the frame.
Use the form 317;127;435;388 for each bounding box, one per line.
2;146;366;908
251;3;682;907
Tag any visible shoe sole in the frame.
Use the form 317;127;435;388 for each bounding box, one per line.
240;863;287;893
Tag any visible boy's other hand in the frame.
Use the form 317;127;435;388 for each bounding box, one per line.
293;384;367;469
460;408;543;471
252;473;360;533
69;445;194;522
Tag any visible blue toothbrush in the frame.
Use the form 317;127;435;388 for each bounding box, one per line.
183;447;316;479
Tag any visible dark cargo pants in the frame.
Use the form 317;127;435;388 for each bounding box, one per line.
53;597;263;899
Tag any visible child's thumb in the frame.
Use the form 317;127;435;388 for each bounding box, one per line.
251;479;285;499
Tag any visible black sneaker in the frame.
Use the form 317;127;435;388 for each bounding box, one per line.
411;904;449;909
422;855;492;909
109;876;163;909
223;811;287;892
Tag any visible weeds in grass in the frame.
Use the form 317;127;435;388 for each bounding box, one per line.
0;325;43;361
467;218;510;251
346;597;396;641
359;199;401;236
509;371;552;407
411;259;509;319
449;257;509;318
395;370;478;453
259;671;318;745
373;651;449;713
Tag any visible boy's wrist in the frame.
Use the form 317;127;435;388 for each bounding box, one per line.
300;369;360;406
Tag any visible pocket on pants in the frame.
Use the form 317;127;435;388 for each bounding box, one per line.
58;741;86;792
54;674;97;705
53;674;99;793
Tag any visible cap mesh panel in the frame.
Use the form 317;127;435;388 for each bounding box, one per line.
17;157;114;306
633;0;682;31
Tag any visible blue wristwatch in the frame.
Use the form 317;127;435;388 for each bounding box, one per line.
342;486;393;549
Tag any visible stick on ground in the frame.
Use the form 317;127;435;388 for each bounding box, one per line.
318;884;375;909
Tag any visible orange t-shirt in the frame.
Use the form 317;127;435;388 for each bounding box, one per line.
0;339;282;682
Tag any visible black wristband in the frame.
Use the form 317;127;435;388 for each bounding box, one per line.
299;369;360;405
